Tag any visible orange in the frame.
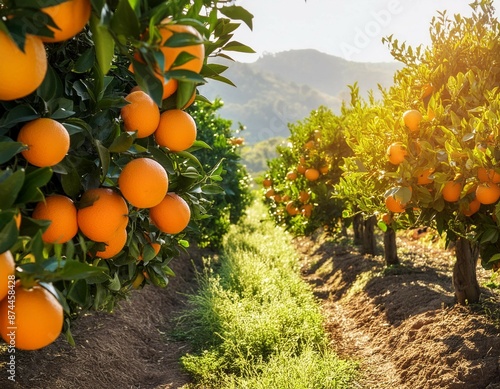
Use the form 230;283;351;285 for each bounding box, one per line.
299;191;310;203
381;213;392;225
442;181;462;202
40;0;91;43
95;228;128;259
386;142;407;165
461;198;481;216
319;165;329;174
118;158;169;208
477;167;500;184
420;83;434;99
32;195;78;244
263;178;272;188
285;201;299;216
476;182;500;205
301;204;313;218
121;90;161;138
154;109;197;151
297;164;306;174
403;109;422;132
305;168;320;181
17;118;70;167
149;193;191;234
158;20;205;73
265;188;275;198
77;188;129;242
0;251;15;301
416;168;434;185
304;140;315;150
0;282;63;350
286;171;297;181
385;195;406;213
14;211;21;229
0;31;47;101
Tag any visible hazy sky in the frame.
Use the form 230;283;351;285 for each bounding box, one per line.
232;0;486;63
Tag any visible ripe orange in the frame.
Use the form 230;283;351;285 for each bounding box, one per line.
14;211;21;229
461;198;481;216
416;168;435;185
118;158;169;208
32;195;78;244
154;109;197;152
265;188;275;198
420;83;434;99
442;181;462;202
299;191;310;203
286;171;297;181
385;195;406;213
77;188;129;242
95;228;128;259
40;0;91;42
121;90;161;138
297;164;306;174
305;168;320;181
0;251;15;301
17;118;70;167
159;20;205;73
0;31;47;101
149;193;191;234
304;140;315;150
0;282;63;350
386;142;407;165
477;167;500;184
475;182;500;205
301;204;313;218
285;201;299;216
403;109;422;132
320;165;329;174
263;178;272;188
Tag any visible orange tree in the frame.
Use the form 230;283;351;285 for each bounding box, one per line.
0;0;254;348
374;0;500;304
263;106;351;236
188;98;253;249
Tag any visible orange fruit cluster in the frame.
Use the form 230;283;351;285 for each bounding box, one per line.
0;0;91;101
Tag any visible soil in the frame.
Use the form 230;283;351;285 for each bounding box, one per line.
1;232;500;389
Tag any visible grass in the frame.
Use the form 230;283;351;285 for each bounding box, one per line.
175;201;359;388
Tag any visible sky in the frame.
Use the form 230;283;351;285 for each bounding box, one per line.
231;0;488;63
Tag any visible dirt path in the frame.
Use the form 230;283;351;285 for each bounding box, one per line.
296;233;500;389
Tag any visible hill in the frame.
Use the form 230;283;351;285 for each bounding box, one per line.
200;49;401;144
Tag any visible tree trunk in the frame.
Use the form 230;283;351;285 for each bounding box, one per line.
362;216;377;255
383;227;399;266
453;237;481;305
353;213;363;246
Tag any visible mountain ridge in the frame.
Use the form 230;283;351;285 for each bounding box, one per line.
200;49;401;144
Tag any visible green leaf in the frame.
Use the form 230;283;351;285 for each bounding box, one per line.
90;14;115;75
67;279;90;306
175;80;197;109
222;41;255;53
16;167;52;204
0;219;18;254
0;169;25;209
0;104;39;129
108;131;135;153
168;68;206;83
73;47;96;73
61;163;82;197
176;150;203;170
201;184;224;195
111;0;140;38
0;140;25;164
37;65;64;101
95;140;110;181
219;6;254;30
59;259;107;281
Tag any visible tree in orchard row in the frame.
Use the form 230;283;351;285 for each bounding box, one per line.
0;0;254;349
263;106;351;237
